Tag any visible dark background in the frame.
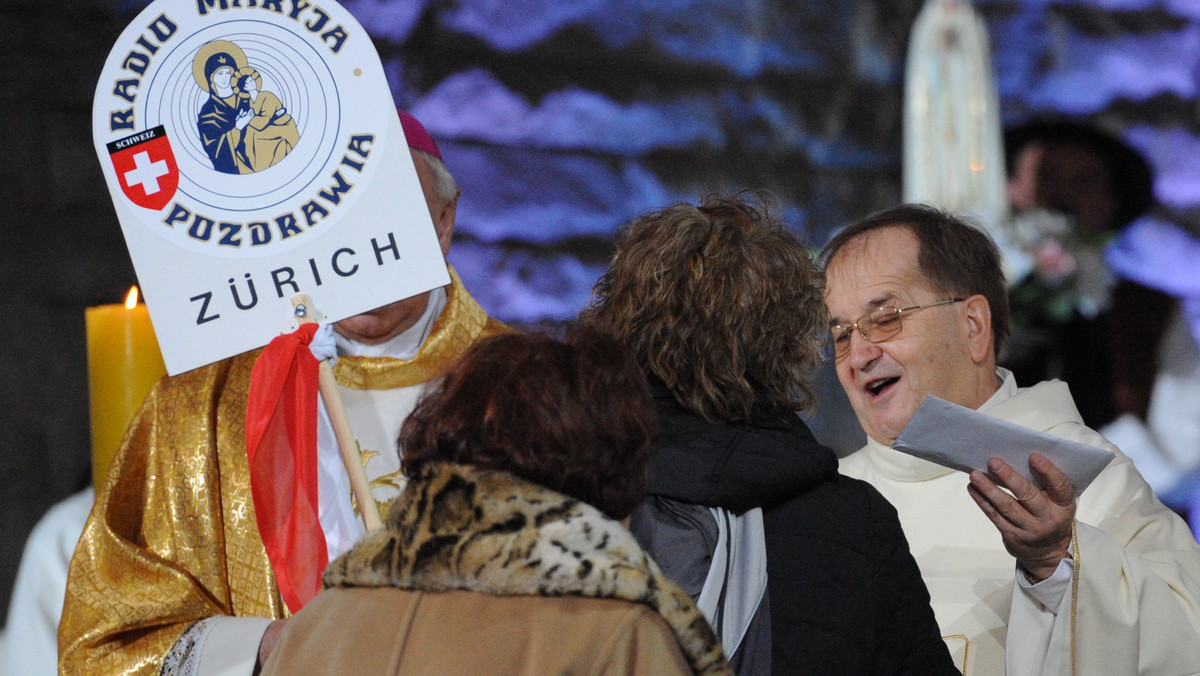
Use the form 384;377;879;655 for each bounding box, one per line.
4;0;1200;621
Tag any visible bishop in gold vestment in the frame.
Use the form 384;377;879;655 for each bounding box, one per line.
59;111;512;675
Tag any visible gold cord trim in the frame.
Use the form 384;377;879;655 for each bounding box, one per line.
942;634;970;674
1069;520;1079;676
332;267;508;390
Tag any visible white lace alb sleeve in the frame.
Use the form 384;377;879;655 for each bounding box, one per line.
160;616;272;676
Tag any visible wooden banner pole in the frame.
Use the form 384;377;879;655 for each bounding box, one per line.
291;295;383;532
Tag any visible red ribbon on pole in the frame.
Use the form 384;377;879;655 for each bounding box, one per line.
245;322;327;613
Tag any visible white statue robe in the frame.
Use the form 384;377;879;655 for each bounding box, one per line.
840;369;1200;675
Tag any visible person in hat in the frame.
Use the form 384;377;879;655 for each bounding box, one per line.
1001;119;1169;430
59;109;512;676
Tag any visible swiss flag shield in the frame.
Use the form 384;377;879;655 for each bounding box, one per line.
107;126;179;211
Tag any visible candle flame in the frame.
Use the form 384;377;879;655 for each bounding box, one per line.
124;286;140;309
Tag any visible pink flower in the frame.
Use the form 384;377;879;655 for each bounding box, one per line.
1034;238;1077;286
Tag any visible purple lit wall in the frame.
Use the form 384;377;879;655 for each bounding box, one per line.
353;0;927;323
985;1;1200;222
361;0;1200;324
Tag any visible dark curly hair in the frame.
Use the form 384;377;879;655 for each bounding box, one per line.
581;193;826;424
399;329;655;520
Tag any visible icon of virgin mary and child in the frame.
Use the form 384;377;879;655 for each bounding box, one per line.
192;40;300;174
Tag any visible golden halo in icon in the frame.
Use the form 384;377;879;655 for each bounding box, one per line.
191;40;249;92
235;67;263;99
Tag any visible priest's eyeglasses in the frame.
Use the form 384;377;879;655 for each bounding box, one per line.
824;298;964;361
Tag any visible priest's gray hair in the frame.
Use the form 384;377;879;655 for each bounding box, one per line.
413;148;460;205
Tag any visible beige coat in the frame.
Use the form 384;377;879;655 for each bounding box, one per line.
264;463;730;676
266;587;693;675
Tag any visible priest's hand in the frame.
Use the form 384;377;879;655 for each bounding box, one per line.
967;453;1075;581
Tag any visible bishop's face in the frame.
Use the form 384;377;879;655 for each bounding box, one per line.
824;226;988;445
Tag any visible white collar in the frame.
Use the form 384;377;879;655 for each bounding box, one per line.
862;368;1018;481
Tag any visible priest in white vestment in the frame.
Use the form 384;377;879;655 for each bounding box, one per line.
820;203;1200;675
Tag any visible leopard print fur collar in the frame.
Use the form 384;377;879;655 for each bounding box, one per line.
323;462;730;675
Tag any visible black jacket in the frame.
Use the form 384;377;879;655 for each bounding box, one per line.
636;383;956;675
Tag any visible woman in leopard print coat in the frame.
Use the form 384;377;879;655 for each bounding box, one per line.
263;330;731;676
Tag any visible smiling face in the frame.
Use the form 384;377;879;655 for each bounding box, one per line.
823;226;999;445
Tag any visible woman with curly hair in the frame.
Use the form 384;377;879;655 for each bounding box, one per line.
581;194;956;675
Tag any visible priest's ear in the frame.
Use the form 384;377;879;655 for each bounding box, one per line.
433;190;458;258
963;294;993;365
411;148;458;258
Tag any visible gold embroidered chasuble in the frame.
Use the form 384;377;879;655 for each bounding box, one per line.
60;269;510;675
